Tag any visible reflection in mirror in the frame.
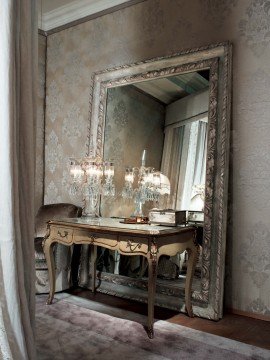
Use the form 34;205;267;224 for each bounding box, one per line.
99;70;209;297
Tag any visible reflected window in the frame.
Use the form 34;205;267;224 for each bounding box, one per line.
161;89;208;211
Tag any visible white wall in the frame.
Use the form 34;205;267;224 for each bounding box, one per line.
165;89;209;126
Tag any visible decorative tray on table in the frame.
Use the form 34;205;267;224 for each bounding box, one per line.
120;216;149;225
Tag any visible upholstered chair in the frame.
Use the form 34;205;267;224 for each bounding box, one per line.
35;203;82;294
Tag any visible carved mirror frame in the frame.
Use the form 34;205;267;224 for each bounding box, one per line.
87;42;232;320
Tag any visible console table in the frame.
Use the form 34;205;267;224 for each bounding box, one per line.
43;218;198;338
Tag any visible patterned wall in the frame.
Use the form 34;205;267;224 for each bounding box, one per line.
43;0;270;316
36;34;46;213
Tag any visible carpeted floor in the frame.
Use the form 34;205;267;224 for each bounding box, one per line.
36;294;270;360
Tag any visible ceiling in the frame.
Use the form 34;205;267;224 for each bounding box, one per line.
39;0;133;31
133;71;209;105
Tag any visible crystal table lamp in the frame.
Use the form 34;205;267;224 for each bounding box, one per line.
121;150;170;217
69;157;115;217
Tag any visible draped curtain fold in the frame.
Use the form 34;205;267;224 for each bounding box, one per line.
161;119;207;210
0;1;37;359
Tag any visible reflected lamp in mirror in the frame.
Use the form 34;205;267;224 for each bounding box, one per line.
121;150;170;217
69;157;115;217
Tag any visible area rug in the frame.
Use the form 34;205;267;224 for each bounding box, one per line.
36;294;270;360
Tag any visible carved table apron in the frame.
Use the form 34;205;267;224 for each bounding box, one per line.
43;218;198;338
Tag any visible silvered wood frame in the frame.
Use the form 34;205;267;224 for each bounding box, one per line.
88;42;232;320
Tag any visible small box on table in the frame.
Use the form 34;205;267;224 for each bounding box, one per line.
187;211;204;223
149;209;187;226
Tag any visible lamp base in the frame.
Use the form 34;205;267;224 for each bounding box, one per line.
83;194;100;219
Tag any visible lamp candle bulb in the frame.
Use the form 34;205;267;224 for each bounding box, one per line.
141;149;146;167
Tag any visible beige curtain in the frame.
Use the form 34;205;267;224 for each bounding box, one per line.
0;1;37;359
161;119;207;210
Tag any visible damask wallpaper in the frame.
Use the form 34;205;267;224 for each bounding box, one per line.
43;0;270;317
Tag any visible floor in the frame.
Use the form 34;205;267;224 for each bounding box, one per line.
68;287;270;351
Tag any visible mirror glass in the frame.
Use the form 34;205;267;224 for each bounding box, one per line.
98;70;209;298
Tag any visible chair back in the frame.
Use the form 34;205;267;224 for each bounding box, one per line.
35;203;82;238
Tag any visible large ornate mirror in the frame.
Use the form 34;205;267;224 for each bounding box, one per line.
80;43;232;320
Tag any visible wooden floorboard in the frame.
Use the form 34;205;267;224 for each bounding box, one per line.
67;287;270;350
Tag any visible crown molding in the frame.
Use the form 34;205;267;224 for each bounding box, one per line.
40;0;132;31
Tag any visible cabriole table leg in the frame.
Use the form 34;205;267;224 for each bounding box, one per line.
147;253;159;339
90;245;97;293
43;238;56;305
185;242;199;317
